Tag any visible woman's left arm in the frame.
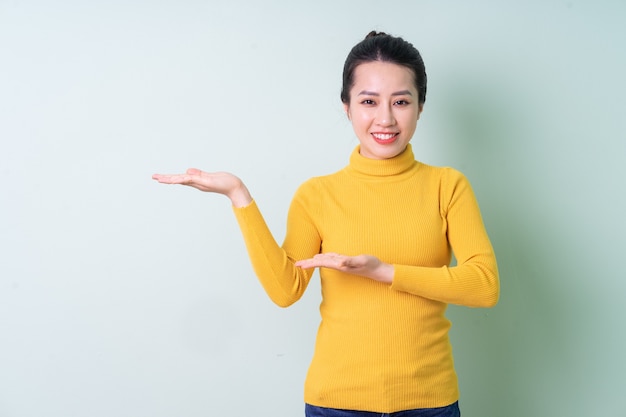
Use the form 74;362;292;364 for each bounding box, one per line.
393;168;499;307
297;170;499;308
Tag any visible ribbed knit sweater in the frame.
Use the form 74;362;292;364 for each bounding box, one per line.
233;144;499;413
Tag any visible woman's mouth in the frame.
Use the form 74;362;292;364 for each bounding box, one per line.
371;132;399;144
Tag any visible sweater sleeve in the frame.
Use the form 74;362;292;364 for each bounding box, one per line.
232;183;322;307
390;169;500;308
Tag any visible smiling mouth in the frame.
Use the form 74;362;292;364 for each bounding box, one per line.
372;132;399;143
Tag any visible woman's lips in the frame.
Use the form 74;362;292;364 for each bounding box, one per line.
371;132;399;144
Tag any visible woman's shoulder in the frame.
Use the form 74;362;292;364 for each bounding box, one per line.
292;168;349;198
416;161;469;182
301;166;348;185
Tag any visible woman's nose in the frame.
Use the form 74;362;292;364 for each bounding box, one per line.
376;104;396;126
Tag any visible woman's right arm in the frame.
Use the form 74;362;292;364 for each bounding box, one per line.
152;169;320;307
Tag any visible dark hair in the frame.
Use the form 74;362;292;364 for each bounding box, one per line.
340;31;427;105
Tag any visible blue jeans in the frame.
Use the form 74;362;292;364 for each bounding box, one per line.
305;401;460;417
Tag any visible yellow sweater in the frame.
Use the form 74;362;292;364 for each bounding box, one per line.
233;144;499;412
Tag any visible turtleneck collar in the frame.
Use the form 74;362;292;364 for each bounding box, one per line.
345;144;419;178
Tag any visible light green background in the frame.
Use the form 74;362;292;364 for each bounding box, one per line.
1;1;624;416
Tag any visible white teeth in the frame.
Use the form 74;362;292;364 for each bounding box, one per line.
373;133;396;140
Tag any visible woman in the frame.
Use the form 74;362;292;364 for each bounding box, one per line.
153;31;499;417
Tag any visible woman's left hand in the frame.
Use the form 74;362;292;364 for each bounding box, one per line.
295;253;394;284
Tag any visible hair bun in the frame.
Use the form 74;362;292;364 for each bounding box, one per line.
365;30;388;39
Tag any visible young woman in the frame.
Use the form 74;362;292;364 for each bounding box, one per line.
153;31;499;417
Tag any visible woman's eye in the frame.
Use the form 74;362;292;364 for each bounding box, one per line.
395;100;409;105
361;99;375;105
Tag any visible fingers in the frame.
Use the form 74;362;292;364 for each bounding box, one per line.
152;168;203;184
151;173;189;184
295;253;354;270
152;173;175;183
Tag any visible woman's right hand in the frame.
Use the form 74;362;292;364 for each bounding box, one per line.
152;168;252;207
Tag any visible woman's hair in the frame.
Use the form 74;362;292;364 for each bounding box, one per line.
340;31;427;105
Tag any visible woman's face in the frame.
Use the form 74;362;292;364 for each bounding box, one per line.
344;61;423;160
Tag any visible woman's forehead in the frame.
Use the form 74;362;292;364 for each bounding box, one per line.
351;61;417;93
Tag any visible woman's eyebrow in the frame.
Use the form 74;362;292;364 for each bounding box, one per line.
357;90;413;96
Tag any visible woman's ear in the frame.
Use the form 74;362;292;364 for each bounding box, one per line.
343;103;351;120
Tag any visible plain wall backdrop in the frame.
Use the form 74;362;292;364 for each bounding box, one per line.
1;1;625;416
